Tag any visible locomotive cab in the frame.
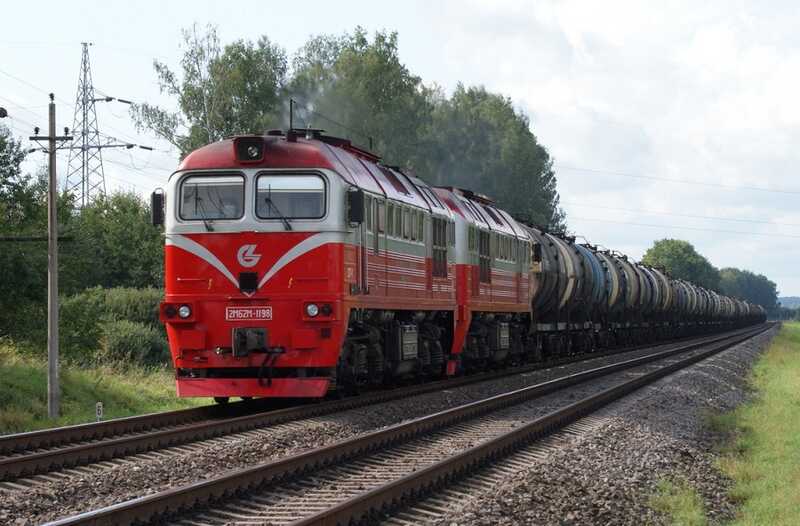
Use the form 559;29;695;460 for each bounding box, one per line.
159;135;360;399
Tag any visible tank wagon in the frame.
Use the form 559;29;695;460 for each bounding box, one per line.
151;129;766;401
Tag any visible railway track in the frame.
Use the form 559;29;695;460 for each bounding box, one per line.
0;326;758;484
45;323;770;526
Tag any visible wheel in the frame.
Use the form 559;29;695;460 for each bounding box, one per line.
213;396;230;404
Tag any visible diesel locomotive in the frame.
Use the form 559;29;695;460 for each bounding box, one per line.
151;129;766;401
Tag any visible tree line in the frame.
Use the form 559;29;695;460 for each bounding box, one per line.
131;25;565;229
642;239;781;314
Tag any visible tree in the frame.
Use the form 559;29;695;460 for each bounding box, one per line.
719;267;778;312
641;239;721;290
1;127;163;338
135;26;565;229
0;125;50;339
62;192;164;291
291;32;564;228
1;124;40;225
424;85;563;228
290;28;434;168
131;24;288;155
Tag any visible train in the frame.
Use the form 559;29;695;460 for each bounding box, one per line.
151;128;766;402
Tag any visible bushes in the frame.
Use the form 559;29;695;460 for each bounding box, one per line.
99;320;169;366
60;287;166;366
60;287;109;355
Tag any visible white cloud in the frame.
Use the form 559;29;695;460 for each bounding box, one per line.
436;0;800;295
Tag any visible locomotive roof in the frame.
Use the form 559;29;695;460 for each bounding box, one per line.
177;132;450;217
432;186;527;239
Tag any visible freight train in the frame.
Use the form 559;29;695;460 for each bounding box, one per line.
151;129;766;402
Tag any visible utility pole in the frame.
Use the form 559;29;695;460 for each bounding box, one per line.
30;94;72;419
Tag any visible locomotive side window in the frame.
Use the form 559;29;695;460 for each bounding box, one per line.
468;226;477;252
479;230;491;283
377;200;385;233
180;174;245;220
394;206;402;237
255;174;325;219
365;195;373;232
432;217;448;277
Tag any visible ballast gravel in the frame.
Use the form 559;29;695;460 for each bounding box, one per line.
434;325;777;526
0;329;770;525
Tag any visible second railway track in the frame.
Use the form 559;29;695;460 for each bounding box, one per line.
45;323;771;526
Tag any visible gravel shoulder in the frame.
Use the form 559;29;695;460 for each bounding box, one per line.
432;325;778;526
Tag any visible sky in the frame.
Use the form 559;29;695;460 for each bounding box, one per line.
1;0;798;296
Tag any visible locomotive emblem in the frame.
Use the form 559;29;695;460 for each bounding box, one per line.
237;244;262;267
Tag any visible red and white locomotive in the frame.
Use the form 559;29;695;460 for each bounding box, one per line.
153;129;765;401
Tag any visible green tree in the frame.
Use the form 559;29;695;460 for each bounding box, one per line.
136;26;565;229
290;28;434;168
719;267;778;312
641;239;721;290
425;85;563;228
0;126;49;335
62;192;164;291
290;32;563;228
131;24;288;155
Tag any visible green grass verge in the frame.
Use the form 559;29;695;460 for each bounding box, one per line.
650;478;708;526
716;322;800;525
0;338;202;434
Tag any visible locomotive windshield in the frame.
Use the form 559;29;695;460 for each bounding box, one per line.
256;173;326;219
180;174;244;220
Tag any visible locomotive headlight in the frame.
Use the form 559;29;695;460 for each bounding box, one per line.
246;145;260;159
178;305;192;319
305;303;320;317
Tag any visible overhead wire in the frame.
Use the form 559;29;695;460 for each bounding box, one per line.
556;164;800;195
0;66;170;152
568;216;800;239
561;202;800;228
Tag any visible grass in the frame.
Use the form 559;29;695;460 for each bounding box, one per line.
650;322;800;526
715;321;800;525
650;478;707;526
0;338;202;434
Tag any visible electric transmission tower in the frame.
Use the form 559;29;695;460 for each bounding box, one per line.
64;42;146;207
65;43;106;207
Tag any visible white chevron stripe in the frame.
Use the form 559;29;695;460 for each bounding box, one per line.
166;232;342;292
258;232;342;289
166;234;239;288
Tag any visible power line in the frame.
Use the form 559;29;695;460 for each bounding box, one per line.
3;114;41;133
556;164;800;195
0;95;45;127
569;216;800;239
562;202;800;228
103;147;175;172
103;157;171;184
0;66;168;155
